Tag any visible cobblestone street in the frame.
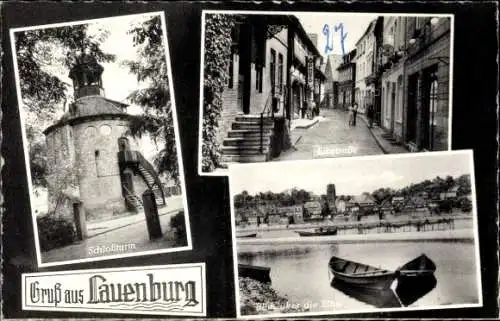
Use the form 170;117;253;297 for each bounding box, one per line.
277;108;383;161
41;198;187;264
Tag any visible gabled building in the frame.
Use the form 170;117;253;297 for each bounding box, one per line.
323;54;344;109
440;186;459;200
402;195;428;212
354;19;377;114
349;194;377;212
303;200;322;219
337;48;357;110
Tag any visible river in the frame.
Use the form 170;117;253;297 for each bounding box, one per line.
238;239;480;315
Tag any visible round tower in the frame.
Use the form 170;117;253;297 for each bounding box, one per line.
44;54;137;220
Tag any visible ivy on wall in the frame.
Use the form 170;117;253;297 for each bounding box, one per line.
202;14;235;172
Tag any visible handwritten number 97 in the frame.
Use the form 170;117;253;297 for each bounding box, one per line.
323;23;347;56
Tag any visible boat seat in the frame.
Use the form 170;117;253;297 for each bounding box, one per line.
338;261;350;272
343;264;357;274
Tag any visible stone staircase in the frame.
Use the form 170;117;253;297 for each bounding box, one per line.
221;115;275;165
125;193;143;211
137;164;166;207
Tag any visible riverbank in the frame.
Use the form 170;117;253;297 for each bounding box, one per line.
237;228;474;246
239;277;307;315
236;214;472;233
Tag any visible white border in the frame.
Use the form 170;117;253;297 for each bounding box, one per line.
197;10;455;177
228;150;482;318
21;262;207;316
9;11;193;267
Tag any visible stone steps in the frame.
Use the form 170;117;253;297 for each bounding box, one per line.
221;145;270;155
223;137;271;147
232;122;275;131
234;115;274;123
221;154;268;163
228;130;273;138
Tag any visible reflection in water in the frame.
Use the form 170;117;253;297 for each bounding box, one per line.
331;279;401;308
396;274;437;306
238;242;478;312
331;274;437;308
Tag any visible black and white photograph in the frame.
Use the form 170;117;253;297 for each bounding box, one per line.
10;12;192;267
229;150;481;318
199;11;453;175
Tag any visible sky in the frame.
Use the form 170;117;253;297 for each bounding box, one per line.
297;13;375;58
229;152;474;196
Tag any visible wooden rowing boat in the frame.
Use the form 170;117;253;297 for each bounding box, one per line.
295;226;338;237
238;264;271;283
328;254;435;290
236;232;258;238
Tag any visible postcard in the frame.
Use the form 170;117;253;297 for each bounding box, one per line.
10;11;192;267
229;150;481;318
198;11;454;176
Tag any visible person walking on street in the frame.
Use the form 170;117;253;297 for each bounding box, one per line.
367;103;375;128
352;102;358;126
348;105;355;127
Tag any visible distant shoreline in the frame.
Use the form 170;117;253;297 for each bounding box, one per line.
236;214;472;233
237;228;475;247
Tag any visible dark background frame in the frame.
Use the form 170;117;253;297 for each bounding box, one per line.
2;1;498;318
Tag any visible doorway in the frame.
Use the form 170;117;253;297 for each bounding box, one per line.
406;73;418;145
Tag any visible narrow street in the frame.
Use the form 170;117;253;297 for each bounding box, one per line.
42;201;186;264
277;108;383;161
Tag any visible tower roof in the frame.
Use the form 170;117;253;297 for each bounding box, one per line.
43;96;132;135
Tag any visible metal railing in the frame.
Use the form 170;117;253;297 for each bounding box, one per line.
122;184;143;209
259;85;287;154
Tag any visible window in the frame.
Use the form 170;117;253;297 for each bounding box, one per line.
94;150;100;175
270;49;276;91
255;65;263;93
278;53;284;94
99;125;111;136
429;76;439;137
396;76;403;122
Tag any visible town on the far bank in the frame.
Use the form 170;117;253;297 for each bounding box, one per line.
234;174;472;230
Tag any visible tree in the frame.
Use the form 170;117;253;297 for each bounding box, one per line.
14;24;114;189
124;16;179;183
15;25;115;120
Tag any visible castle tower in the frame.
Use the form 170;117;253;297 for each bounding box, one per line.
44;54;165;221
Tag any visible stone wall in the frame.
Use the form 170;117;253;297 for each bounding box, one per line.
72;118;139;220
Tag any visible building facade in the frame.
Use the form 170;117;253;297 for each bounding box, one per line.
336;48;357;110
380;16;407;141
403;16;451;152
323;54;343;109
217;15;325;165
354;19;377;114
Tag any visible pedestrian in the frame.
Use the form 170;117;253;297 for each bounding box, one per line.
310;100;317;119
352;102;358;126
367;103;375;128
348;105;355;127
301;100;307;119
